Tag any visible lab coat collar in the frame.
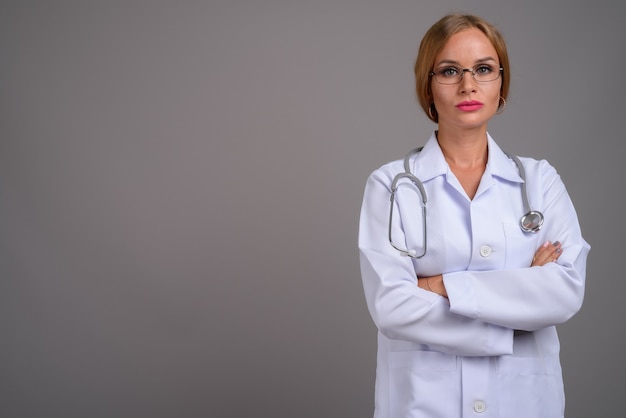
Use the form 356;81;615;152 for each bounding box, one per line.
411;131;524;184
486;134;524;184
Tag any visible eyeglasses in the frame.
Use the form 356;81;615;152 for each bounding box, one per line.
429;64;503;85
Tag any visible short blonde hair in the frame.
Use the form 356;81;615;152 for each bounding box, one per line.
415;14;510;123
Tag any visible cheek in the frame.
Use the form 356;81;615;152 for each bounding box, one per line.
490;87;502;108
430;87;450;108
482;83;502;108
493;80;503;101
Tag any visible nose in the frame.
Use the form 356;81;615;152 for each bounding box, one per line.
459;69;477;93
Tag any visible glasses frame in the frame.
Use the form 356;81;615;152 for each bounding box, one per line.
429;65;504;85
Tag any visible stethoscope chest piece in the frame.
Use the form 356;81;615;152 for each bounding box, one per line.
388;147;546;258
520;210;544;233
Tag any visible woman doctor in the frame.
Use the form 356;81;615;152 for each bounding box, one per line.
358;14;590;418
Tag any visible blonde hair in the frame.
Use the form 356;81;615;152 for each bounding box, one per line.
415;14;510;123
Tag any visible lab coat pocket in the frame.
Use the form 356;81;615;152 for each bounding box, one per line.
496;355;563;417
503;222;540;268
388;350;458;417
497;354;556;375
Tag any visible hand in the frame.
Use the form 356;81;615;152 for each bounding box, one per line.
417;241;562;297
417;274;448;298
531;241;562;267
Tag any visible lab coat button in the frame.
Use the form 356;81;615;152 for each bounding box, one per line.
479;245;492;257
473;400;487;413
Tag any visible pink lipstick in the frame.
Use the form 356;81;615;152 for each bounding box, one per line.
456;100;484;111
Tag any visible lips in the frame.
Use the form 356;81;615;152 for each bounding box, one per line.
456;100;484;111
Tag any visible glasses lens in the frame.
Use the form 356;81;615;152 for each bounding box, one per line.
473;65;501;82
433;67;462;84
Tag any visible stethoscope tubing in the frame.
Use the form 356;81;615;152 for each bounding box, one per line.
388;147;544;258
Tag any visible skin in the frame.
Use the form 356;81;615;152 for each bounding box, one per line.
417;28;562;296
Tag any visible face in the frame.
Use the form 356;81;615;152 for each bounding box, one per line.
431;28;502;131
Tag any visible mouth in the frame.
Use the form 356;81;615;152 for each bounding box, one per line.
456;100;484;112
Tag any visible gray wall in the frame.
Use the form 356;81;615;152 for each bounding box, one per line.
1;1;622;417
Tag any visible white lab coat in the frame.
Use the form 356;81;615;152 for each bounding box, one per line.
359;132;590;418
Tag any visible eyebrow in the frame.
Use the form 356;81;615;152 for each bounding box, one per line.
434;57;498;68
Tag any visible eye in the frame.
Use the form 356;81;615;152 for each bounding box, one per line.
437;67;460;78
474;65;494;75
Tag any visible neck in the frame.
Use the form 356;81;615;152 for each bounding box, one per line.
436;127;488;170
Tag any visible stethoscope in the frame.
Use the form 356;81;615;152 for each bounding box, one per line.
389;147;544;258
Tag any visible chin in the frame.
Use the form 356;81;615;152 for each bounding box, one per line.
450;117;490;130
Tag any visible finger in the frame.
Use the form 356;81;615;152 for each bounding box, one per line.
532;241;552;266
551;241;563;262
531;241;551;266
532;241;562;266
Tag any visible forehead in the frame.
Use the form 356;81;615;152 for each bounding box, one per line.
434;28;498;66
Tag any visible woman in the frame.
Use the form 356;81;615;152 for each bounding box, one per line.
358;14;590;418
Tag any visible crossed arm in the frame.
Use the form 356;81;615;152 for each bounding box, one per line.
418;240;563;297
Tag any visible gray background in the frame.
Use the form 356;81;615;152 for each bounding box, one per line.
1;1;623;417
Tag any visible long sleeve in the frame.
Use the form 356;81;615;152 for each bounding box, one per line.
443;158;590;331
358;134;590;356
359;164;514;356
359;133;589;418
